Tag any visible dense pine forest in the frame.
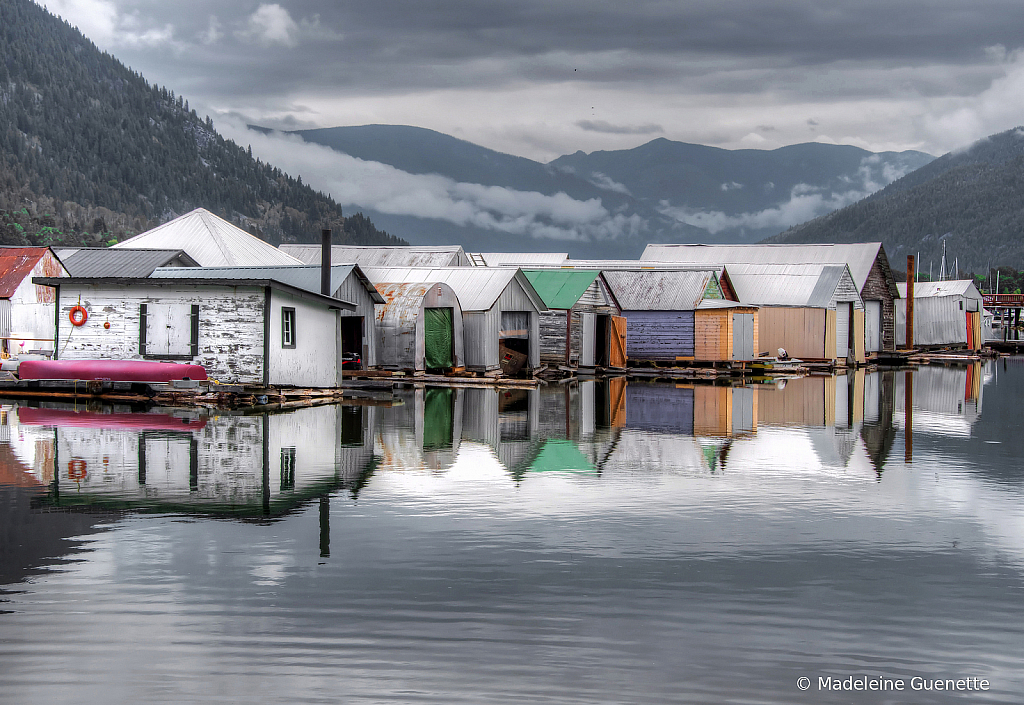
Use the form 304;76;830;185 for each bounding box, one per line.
0;0;404;248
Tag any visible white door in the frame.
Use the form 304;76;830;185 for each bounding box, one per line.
835;303;851;359
732;313;754;360
865;300;881;352
143;303;196;357
579;312;596;366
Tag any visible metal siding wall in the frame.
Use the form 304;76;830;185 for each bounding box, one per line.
624;310;695;360
463;310;493;370
896;296;969;346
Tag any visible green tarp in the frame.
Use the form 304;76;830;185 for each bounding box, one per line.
522;269;601;309
424;307;454;369
423;387;454;450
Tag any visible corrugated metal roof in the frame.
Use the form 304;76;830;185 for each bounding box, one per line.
152;264;382;303
0;247;50;298
56;248;198;278
360;266;546;312
113;208;302;267
522;270;600;309
281;244;466;268
724;263;850;307
641;243;885;292
602;269;717;310
897;280;982;298
35;275;355;310
471;252;569;266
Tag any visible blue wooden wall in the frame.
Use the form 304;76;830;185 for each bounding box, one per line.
623;310;695;360
625;384;695;434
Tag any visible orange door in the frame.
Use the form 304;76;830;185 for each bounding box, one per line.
609;316;628;368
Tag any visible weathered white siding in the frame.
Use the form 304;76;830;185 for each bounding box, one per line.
55;282;266;383
268;289;341;387
9;251;66;355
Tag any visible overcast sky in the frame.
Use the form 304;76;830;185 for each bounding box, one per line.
37;0;1024;162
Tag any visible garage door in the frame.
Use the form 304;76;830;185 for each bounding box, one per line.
835;303;851;359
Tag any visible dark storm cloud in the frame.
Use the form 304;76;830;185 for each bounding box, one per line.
80;0;1024;98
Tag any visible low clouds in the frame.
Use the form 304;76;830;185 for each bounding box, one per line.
658;156;913;235
221;121;645;242
576;120;664;135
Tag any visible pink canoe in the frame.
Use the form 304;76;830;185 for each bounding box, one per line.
17;407;208;431
18;359;208;383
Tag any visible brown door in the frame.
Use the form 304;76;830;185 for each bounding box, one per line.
609;316;628;368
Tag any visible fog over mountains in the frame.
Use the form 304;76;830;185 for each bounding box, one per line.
771;126;1024;272
255;123;934;258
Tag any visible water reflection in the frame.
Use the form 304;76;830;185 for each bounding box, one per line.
1;363;1001;516
2;362;1023;704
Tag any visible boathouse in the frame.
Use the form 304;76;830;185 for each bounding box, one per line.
282;244;470;267
0;247;68;358
895;280;985;350
35;276;355;387
600;269;737;363
725;263;865;364
113;208;303;267
521;269;625;369
372;281;466;372
151;264;385;369
642;243;900;353
362;267;546;374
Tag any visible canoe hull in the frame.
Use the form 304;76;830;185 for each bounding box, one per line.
18;359;208;383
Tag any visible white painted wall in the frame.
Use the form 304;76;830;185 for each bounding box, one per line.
267;289;341;387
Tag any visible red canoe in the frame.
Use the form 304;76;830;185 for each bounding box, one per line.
17;359;208;383
17;407;208;431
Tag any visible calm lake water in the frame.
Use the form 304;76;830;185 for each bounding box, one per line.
1;363;1023;704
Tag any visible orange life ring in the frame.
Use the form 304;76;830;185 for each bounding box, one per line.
69;305;88;326
68;458;87;480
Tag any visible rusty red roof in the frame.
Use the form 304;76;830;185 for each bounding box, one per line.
0;247;52;298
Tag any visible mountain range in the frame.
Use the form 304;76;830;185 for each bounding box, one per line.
277;124;933;257
770;127;1024;274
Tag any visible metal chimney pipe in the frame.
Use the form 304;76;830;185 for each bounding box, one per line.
321;228;332;296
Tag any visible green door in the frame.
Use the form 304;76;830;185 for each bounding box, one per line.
424;307;454;370
423;387;455;450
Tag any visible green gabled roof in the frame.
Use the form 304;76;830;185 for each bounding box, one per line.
522;269;600;309
529;439;597;474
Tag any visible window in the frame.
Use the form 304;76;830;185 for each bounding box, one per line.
280;447;296;489
282;307;296;348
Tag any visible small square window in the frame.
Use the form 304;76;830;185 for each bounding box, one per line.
282;307;296;348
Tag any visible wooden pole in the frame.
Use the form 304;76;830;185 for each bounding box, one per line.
906;255;915;350
904;369;913;463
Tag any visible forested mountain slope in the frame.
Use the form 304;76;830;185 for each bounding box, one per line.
0;0;402;248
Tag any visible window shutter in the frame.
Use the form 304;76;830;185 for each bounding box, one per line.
190;304;200;357
139;303;148;355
